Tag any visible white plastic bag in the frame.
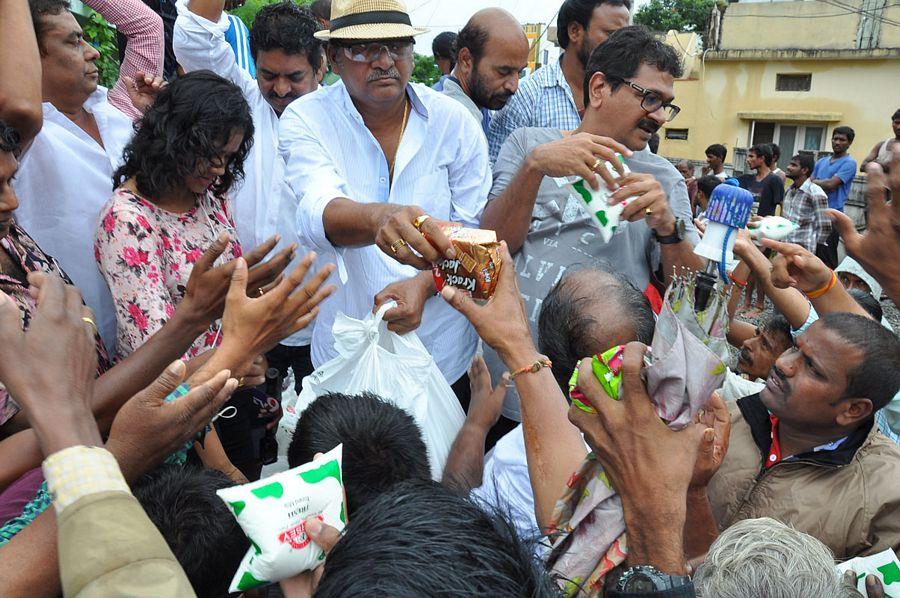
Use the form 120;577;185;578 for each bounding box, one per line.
281;302;465;479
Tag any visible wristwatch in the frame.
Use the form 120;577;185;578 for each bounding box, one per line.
652;218;686;245
615;565;692;593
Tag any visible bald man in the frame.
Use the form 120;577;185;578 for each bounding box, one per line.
442;8;529;135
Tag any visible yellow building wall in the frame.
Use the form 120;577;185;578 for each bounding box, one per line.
523;23;542;73
658;57;900;168
881;3;900;47
720;0;863;50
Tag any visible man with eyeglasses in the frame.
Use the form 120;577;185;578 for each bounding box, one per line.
278;0;491;413
479;26;702;425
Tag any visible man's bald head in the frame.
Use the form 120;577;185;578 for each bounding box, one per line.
538;266;655;393
455;8;529;110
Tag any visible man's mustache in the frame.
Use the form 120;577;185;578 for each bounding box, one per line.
367;68;400;82
638;119;660;134
267;92;299;101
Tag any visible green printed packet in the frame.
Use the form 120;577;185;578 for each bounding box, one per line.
217;444;346;592
568;345;627;413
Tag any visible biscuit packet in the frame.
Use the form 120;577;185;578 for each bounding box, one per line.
217;444;346;592
428;225;502;302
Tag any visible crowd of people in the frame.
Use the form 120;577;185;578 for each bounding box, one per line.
0;0;897;595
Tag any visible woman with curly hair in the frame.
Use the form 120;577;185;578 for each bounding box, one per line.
95;70;255;361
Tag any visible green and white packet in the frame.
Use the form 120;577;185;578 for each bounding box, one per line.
553;153;634;243
835;548;900;597
217;444;346;592
750;215;798;244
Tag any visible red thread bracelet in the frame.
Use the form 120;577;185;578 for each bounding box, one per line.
509;357;553;380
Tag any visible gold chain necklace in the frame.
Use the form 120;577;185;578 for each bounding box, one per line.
387;97;410;183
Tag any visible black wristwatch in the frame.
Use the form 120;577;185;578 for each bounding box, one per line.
615;565;692;593
652;218;686;245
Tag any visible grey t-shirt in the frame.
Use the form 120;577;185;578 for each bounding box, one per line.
485;127;698;420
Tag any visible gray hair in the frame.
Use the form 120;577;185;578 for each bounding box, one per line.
695;518;845;598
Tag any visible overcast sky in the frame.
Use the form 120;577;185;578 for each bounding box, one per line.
409;0;649;55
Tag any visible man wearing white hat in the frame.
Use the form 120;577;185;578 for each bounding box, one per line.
279;0;492;408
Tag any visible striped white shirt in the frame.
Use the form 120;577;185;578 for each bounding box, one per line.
84;0;164;121
279;82;491;383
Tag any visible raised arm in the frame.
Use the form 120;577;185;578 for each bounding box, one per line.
764;238;870;319
733;235;811;329
441;357;507;494
439;243;587;531
0;0;43;147
174;0;257;95
83;0;164;120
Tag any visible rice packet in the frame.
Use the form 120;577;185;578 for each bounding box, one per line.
553;153;634;243
217;444;346;592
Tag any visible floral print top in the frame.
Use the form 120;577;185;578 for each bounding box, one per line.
0;223;111;428
94;188;242;361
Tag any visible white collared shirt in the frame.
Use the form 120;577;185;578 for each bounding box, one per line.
279;82;491;383
174;2;312;345
14;88;133;351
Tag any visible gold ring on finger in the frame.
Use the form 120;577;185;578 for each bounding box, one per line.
591;158;603;172
645;208;653;216
390;238;407;254
413;215;430;231
82;316;98;335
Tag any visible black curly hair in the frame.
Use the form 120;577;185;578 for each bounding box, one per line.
249;2;323;70
113;71;254;200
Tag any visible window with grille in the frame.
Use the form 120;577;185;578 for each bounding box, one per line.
665;128;689;140
776;74;812;92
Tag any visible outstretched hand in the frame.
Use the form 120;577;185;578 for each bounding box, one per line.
106;360;237;481
214;253;336;373
180;234;295;326
829;152;900;304
762;238;833;293
690;391;731;490
0;272;101;454
439;241;535;366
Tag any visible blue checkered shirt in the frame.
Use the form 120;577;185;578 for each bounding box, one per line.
487;60;581;162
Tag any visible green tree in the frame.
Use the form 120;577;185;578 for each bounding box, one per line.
411;53;440;86
634;0;719;35
83;11;120;88
231;0;313;28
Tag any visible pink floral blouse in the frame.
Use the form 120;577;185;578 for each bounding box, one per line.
94;188;242;361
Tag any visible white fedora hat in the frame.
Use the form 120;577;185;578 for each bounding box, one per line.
315;0;428;41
